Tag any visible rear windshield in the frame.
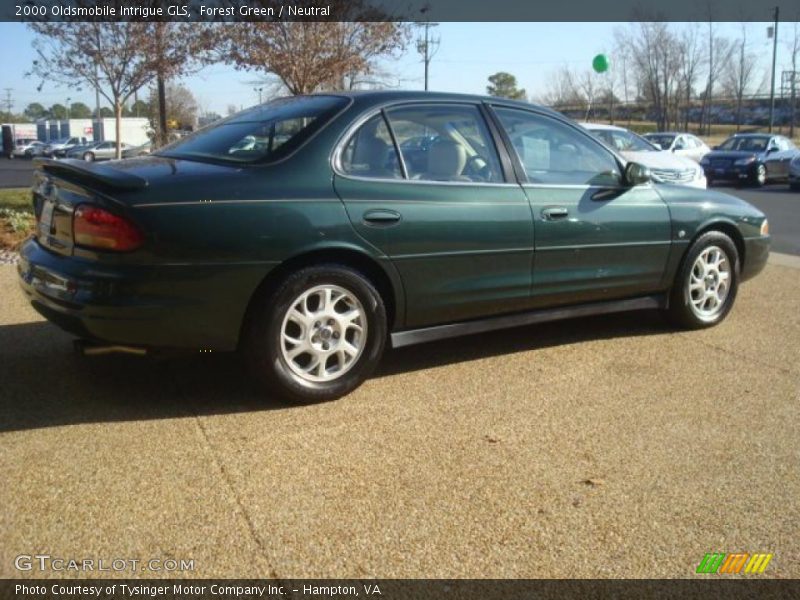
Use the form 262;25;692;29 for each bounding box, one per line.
158;95;348;164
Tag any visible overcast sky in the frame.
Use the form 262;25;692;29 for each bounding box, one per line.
0;21;793;116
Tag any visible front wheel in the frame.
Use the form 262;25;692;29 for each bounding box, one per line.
83;152;94;162
751;163;767;187
666;231;739;329
244;264;387;404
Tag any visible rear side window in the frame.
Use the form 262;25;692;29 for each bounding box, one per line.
340;113;403;179
386;104;503;183
159;95;348;164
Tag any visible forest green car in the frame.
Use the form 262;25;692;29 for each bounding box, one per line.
18;91;770;403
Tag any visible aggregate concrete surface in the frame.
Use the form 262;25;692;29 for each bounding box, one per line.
1;258;798;578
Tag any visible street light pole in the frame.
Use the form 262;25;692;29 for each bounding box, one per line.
254;87;263;104
768;6;780;133
65;97;71;121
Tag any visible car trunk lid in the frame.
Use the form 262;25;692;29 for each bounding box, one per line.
31;159;146;256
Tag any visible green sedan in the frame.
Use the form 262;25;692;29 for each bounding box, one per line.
18;91;770;403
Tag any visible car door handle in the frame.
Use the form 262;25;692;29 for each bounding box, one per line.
363;209;401;226
541;207;569;221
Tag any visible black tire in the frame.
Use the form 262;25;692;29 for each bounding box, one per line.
244;264;387;404
83;152;94;162
751;163;766;187
666;231;740;329
706;176;713;187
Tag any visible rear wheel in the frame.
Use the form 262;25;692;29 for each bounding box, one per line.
83;152;94;162
244;264;387;404
666;231;739;329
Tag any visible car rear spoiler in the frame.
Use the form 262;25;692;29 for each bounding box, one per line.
33;158;148;191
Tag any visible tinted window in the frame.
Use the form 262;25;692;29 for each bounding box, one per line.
159;95;348;164
386;104;503;183
718;136;769;152
646;134;675;149
340;113;402;179
494;108;620;185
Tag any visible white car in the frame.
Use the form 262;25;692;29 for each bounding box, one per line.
11;139;44;158
582;123;707;189
643;132;711;163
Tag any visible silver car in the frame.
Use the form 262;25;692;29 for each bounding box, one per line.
72;141;129;162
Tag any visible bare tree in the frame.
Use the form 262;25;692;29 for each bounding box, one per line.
676;24;705;131
29;23;156;159
786;20;800;137
149;23;216;146
722;25;758;132
538;66;583;108
698;12;733;135
616;22;681;130
218;22;410;96
147;83;199;131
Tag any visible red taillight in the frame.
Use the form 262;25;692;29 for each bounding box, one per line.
73;204;144;251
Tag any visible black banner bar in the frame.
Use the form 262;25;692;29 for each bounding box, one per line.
2;0;798;23
3;579;800;600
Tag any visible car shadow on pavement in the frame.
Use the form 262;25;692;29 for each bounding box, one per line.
0;310;669;433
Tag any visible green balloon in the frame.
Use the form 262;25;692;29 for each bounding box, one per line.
592;54;609;73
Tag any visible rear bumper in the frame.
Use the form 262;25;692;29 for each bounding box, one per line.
17;238;275;351
741;235;770;282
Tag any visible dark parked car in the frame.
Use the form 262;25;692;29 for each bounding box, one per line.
700;133;798;186
18;92;770;403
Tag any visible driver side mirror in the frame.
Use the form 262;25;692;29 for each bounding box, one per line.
625;162;651;186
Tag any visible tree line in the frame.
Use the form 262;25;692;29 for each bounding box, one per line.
536;21;800;137
27;18;410;157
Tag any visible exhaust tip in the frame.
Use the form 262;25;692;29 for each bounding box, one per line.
74;339;147;356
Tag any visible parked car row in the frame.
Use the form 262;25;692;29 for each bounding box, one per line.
581;124;799;191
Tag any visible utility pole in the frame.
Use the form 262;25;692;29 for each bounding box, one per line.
416;23;440;91
768;6;779;133
65;97;71;121
2;88;12;118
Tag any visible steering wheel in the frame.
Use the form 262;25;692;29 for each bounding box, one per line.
463;154;491;181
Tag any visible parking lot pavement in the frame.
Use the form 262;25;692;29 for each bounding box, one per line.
1;259;798;579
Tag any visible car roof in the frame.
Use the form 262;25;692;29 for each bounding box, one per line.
730;133;772;138
257;90;566;120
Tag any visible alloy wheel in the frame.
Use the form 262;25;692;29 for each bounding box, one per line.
756;164;766;185
688;245;731;319
279;284;367;383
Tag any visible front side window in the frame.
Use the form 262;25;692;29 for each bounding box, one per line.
159;95;348;164
494;108;620;185
385;104;503;183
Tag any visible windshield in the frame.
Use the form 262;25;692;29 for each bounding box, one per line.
718;136;769;152
644;134;675;148
588;128;656;152
158;95;349;164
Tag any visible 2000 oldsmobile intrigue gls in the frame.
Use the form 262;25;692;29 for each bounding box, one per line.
18;92;770;403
